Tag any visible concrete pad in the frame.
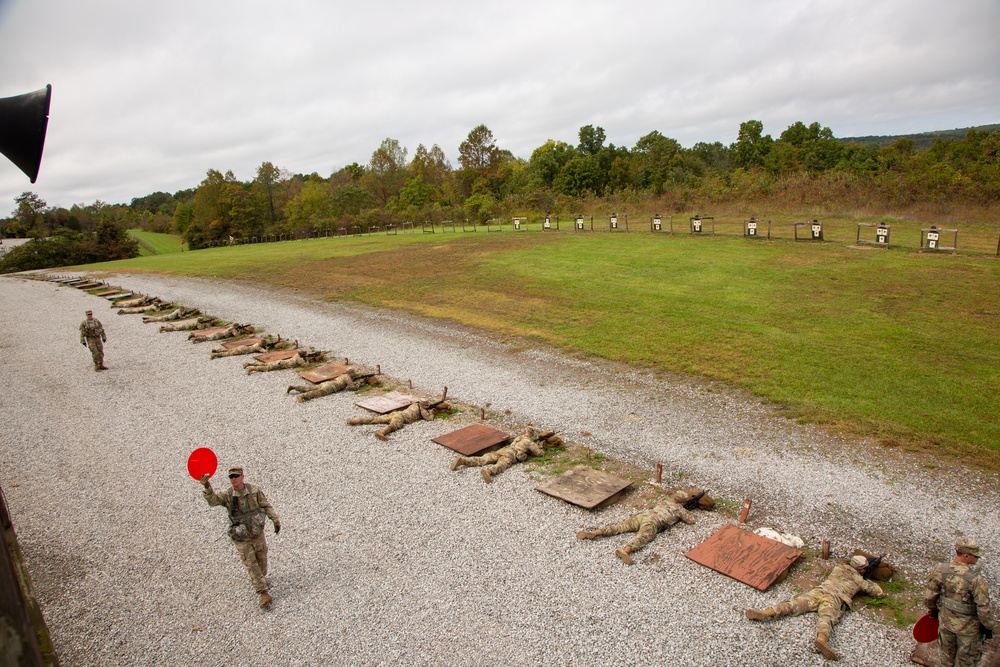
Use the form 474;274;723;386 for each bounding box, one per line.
685;523;802;591
432;424;511;455
535;465;633;510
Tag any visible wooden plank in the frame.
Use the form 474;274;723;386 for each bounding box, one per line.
191;327;229;338
685;523;802;591
76;282;103;289
104;292;132;300
432;424;511;455
221;337;262;350
355;391;419;414
535;465;633;510
91;289;120;297
298;363;348;384
253;349;300;363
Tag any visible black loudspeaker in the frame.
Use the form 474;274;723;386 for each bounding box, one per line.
0;84;52;183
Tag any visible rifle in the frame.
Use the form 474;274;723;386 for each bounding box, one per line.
533;431;557;442
350;372;377;382
425;398;450;410
861;554;886;580
684;490;707;510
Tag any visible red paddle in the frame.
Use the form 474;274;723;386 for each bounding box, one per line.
186;447;218;480
913;613;939;643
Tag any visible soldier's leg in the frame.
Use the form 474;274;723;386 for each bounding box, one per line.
814;595;845;661
938;628;959;667
376;413;406;440
348;414;390;426
599;516;643;537
233;539;268;594
252;534;269;579
287;384;312;394
954;632;983;667
482;452;518;482
624;517;661;552
451;451;501;471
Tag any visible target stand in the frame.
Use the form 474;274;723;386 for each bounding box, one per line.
573;215;593;232
794;220;824;241
535;465;633;510
690;216;715;235
542;216;559;232
685;523;802;591
608;213;628;232
650;214;671;233
512;216;527;232
921;226;958;252
355;391;420;414
743;218;770;239
461;219;477;233
856;222;891;247
432;424;512;456
486;218;503;233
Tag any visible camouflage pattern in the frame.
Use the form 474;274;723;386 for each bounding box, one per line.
598;500;695;552
117;303;160;315
245;353;305;374
288;373;358;402
452;431;544;477
210;342;264;359
348;402;432;437
202;480;280;594
142;308;184;323
79;317;106;368
114;295;155;309
159;317;213;333
925;559;997;667
190;323;252;343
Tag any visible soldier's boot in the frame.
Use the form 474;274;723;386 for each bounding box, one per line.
615;547;634;565
375;430;388;441
481;468;493;484
99;364;108;370
286;385;294;394
347;418;363;425
745;608;776;621
296;396;307;403
814;632;838;661
576;530;602;540
259;591;273;609
450;457;463;471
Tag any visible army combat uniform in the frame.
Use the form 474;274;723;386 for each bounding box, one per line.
202;470;280;600
746;556;885;661
450;428;555;483
244;352;306;375
287;372;363;402
210;341;264;359
924;539;997;667
79;312;107;371
348;402;433;440
594;500;694;559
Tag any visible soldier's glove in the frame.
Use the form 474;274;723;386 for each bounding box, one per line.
929;608;939;619
199;473;210;487
274;522;281;535
81;341;87;346
983;627;994;640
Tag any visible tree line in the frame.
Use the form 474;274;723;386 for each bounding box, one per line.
3;120;998;252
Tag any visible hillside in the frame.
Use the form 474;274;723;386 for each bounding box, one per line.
840;123;1000;149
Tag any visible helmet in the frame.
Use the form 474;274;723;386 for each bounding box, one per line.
849;555;868;570
955;538;981;557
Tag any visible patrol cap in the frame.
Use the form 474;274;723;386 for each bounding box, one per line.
85;310;92;315
849;555;868;569
672;491;690;504
228;466;244;477
955;538;981;557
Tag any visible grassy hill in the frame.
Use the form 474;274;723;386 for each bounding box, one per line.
128;229;186;256
84;213;1000;469
840;123;1000;149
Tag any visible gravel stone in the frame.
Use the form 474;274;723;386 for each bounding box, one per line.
1;271;996;667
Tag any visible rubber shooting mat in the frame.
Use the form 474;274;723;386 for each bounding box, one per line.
535;465;633;510
432;424;511;456
685;523;802;591
298;364;349;384
355;391;419;414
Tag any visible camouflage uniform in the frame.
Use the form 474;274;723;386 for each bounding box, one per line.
924;539;997;667
142;308;185;323
190;324;251;343
747;558;885;660
210;342;264;359
244;353;305;375
202;473;280;596
160;317;213;333
597;501;695;553
450;429;545;482
288;372;360;402
79;314;107;370
348;402;432;440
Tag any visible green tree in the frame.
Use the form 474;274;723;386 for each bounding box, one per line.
458;124;499;171
731;120;773;170
633;131;682;194
578;125;606;156
364;138;408;207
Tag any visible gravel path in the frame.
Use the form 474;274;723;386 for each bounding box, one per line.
1;271;996;666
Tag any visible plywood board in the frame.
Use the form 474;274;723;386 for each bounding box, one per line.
432;424;511;455
298;363;348;384
355;391;419;414
535;465;633;510
91;289;120;297
221;337;262;350
685;523;802;591
253;349;300;363
76;282;103;289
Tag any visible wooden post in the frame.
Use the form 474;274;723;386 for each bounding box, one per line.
441;386;448;401
408;379;412;389
479;407;485;420
586;448;592;461
376;364;381;375
655;463;663;484
344;357;348;365
738;498;752;523
821;540;830;560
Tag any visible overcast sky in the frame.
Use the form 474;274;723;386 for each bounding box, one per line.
1;0;998;213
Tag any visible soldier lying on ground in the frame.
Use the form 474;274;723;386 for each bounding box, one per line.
746;555;886;661
118;299;162;315
244;349;324;375
114;295;156;309
347;400;450;441
576;490;712;565
143;307;197;323
450;426;562;483
190;323;254;343
160;316;215;333
209;335;282;359
286;370;378;402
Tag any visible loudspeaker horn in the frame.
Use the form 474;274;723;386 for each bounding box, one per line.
0;84;52;183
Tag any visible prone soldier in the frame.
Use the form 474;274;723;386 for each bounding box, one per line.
143;307;196;323
190;323;254;343
450;426;562;483
244;349;323;375
347;400;447;440
160;316;215;333
286;371;377;402
924;538;997;667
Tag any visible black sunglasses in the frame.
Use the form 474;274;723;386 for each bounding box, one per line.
229;473;242;479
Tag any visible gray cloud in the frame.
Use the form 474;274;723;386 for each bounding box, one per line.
1;0;998;211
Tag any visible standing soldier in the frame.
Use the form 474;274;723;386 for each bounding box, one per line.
924;538;997;667
199;466;281;608
79;309;108;371
746;555;886;661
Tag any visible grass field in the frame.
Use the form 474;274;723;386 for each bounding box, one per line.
128;230;186;256
86;214;1000;468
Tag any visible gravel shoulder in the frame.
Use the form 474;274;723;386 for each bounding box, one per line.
1;271;996;667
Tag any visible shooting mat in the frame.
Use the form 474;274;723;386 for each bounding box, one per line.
685;523;802;591
432;424;511;455
253;349;300;363
221;337;262;350
298;364;349;384
535;465;633;510
355;391;419;414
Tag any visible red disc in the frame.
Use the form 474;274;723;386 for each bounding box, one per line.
912;613;939;643
187;447;218;480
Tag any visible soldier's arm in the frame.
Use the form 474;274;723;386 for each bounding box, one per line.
922;565;943;611
201;481;229;508
678;507;696;525
256;489;280;525
972;577;998;630
861;579;886;598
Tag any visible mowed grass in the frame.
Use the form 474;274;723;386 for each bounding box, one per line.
83;223;1000;467
128;230;186;256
